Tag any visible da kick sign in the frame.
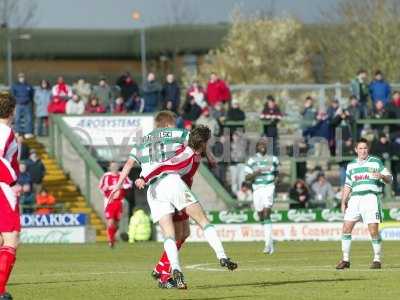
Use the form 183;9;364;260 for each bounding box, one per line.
20;214;88;243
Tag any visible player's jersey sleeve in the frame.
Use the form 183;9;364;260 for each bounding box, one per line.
272;156;280;174
129;146;141;165
122;176;133;190
244;157;255;175
98;174;108;196
344;165;353;189
0;125;18;185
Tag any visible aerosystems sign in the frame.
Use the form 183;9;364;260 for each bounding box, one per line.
20;214;87;244
62;116;154;146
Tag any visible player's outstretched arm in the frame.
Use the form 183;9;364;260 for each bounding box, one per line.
107;158;136;203
341;185;351;214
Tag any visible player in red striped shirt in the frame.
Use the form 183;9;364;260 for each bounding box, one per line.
0;92;20;300
151;125;211;288
99;161;133;248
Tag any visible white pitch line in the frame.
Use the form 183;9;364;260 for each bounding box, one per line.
186;262;400;272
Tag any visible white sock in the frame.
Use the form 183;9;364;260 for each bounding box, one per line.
203;224;227;260
164;238;181;271
371;236;382;262
342;234;352;262
263;220;272;248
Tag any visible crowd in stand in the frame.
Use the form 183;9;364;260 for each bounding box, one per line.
9;68;400;211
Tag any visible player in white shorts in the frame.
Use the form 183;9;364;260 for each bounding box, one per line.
336;138;392;270
109;111;237;289
245;138;279;254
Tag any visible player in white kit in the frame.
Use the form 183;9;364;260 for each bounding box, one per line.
336;138;392;270
245;138;279;254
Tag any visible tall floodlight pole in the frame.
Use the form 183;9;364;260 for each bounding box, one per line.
132;11;147;87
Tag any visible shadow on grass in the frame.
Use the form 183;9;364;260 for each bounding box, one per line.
196;278;366;289
9;279;97;286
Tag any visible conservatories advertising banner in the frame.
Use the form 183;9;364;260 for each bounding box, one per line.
155;209;400;242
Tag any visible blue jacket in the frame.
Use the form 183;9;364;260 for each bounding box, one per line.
143;80;162;112
310;119;332;141
369;80;391;105
34;88;51;117
11;82;34;105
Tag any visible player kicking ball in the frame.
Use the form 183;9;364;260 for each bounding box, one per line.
336;138;392;270
109;111;237;289
0;92;20;300
245;138;279;254
99;161;132;248
151;125;212;288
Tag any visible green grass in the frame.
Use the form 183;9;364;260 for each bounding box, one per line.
10;241;400;300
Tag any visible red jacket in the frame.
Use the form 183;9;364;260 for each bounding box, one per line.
85;104;106;114
206;79;231;107
48;98;66;114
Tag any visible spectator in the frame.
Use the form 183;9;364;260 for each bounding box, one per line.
386;91;400;139
26;149;46;194
20;184;35;214
369;70;391;106
162;73;180;113
229;131;248;195
331;108;352;143
371;133;392;162
73;78;91;103
17;162;32;187
196;107;220;136
52;76;72;99
66;94;85;115
36;188;56;215
112;96;127;114
370;100;388;135
226;99;245;121
48;96;67;114
260;96;283;155
210;135;228;186
187;81;207;108
11;72;34;138
212;102;227;128
17;136;30;161
309;111;332;161
85;96;106;113
126;93;144;113
391;133;400;195
182;98;202;122
93;77;113;110
235;181;253;209
301;96;317;142
350;69;369;117
289;179;310;209
310;173;335;208
338;138;355;187
306;165;323;187
346;95;364;139
327;99;341;121
143;73;162;112
206;72;231;107
34;79;51;136
116;72;139;101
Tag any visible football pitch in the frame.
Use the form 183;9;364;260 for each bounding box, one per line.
10;241;400;300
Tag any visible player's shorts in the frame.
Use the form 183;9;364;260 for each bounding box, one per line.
173;209;189;222
0;194;21;233
253;185;275;212
147;174;198;223
344;193;382;224
105;199;123;221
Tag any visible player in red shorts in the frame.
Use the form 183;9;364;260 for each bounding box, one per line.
150;125;214;288
99;161;133;248
0;91;20;300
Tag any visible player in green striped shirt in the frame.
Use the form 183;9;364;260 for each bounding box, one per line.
245;138;279;254
336;138;392;270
